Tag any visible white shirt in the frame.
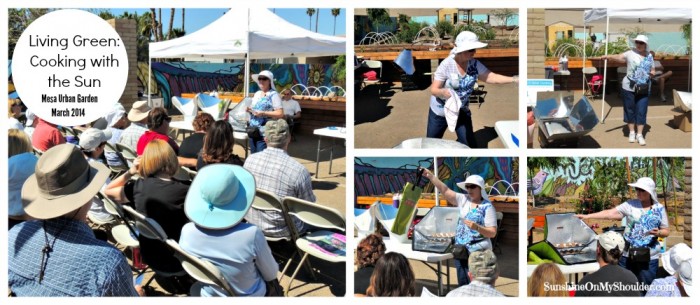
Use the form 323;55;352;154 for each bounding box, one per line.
282;98;301;116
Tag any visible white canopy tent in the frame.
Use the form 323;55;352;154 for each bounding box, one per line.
148;8;345;97
582;8;692;123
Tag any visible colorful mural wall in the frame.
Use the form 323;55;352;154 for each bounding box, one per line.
143;62;338;106
531;157;683;197
354;157;516;197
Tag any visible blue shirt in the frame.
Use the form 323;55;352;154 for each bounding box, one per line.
179;222;278;296
646;275;682;297
8;218;138;296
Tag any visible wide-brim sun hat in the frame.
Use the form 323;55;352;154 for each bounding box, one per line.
22;144;110;219
184;164;256;230
628;177;659;204
679;260;692;296
128;100;152;122
451;31;488;56
252;70;277;92
456;175;490;201
633;34;649;45
105;103;126;128
661;243;692;275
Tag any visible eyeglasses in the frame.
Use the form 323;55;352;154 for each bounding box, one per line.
165;116;172;122
283;93;292;96
258;77;270;81
635;187;646;193
466;184;479;189
634;41;645;45
466;49;476;53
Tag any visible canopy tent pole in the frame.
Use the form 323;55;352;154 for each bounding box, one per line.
434;156;439;207
601;14;610;124
148;58;152;105
244;8;251;98
583;23;587;92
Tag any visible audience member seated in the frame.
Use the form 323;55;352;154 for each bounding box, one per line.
119;100;152;150
106;140;194;293
281;89;302;132
8;99;24;130
366;252;415;296
136;107;179;156
8;144;142;296
647;243;692;297
355;233;386;296
575;231;641;296
32;117;66;152
180;164;278;296
180;113;214;160
528;262;569;297
197;120;243;170
8;129;38;229
79;128;115;224
446;249;504;297
243;119;316;238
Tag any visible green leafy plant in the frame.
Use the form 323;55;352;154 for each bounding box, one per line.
396;21;429;43
331;55;346;87
435;20;454;39
366;8;392;32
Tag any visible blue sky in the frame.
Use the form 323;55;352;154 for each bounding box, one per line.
104;8;346;36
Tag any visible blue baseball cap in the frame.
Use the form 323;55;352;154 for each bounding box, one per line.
184;164;256;230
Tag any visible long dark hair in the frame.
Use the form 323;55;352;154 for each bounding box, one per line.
201;120;234;164
366;252;415;296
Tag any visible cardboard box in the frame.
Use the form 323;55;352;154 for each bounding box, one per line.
672;112;692;132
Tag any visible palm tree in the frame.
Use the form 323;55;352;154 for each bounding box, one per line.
181;8;185;31
167;8;175;39
366;9;391;32
331;8;341;35
306;8;315;30
150;8;158;41
315;8;320;33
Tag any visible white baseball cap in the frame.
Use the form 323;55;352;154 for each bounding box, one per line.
598;230;626;251
25;109;36;126
79;128;112;152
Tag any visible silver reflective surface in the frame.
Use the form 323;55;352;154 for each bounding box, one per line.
394;138;470;149
413;207;460;253
545;213;598;264
535;94;599;141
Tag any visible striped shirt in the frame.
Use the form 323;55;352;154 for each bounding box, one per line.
243;147;316;238
118;122;148;150
8;218;138;296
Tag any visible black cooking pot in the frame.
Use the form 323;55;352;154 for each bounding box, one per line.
602;224;626;234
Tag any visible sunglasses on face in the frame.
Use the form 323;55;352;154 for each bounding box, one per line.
466;49;476;53
284;93;292;96
635;187;646;193
258;77;269;81
165;116;172;122
466;184;479;189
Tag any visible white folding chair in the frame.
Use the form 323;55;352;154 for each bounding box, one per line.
251;189;314;281
281;197;346;296
166;239;237;296
362;60;383;95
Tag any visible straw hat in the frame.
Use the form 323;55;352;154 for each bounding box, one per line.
184;164;256;230
628;177;659;204
128;100;152;122
451;31;488;56
456;175;490;200
22;144;109;219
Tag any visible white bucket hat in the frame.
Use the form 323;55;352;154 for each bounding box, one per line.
451;31;488;56
661;243;692;275
633;34;649;45
679;260;692;296
456;175;489;201
251;70;277;92
628;177;659;204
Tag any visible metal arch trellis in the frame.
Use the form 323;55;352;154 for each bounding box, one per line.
359;31;400;45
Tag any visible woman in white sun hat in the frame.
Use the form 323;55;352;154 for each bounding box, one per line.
577;177;670;291
427;31;519;148
421;168;497;286
647;243;692;297
601;34;655;146
247;70;284;153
